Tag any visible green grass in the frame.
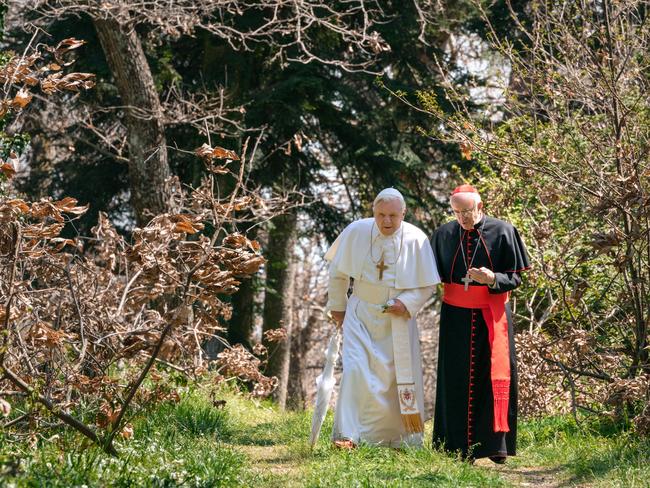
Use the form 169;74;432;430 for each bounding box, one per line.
516;415;650;487
301;443;508;487
227;401;507;487
0;391;245;487
2;387;649;487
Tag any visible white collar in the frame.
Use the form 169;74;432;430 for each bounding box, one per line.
372;222;402;242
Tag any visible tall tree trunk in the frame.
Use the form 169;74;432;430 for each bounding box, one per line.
262;212;297;409
94;18;171;226
228;276;256;349
227;224;259;349
286;243;317;410
287;313;316;410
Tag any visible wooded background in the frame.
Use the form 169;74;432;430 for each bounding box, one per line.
1;0;648;454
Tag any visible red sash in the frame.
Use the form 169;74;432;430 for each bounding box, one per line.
443;283;511;432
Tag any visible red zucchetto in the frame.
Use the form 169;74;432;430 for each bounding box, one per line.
451;184;478;195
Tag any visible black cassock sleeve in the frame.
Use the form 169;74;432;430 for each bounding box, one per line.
489;224;531;294
490;271;522;294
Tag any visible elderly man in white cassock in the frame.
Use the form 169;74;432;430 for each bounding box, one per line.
325;188;440;449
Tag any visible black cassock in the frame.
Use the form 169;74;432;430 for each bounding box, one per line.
430;215;530;460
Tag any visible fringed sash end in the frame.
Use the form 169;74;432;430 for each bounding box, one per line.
402;413;424;434
492;379;510;432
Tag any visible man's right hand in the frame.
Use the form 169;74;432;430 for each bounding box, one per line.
330;311;345;329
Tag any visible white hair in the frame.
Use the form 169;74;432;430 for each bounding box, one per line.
373;188;406;211
449;191;481;206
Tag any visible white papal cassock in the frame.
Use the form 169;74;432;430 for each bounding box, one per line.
325;217;440;447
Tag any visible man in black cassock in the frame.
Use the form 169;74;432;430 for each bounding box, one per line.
430;184;530;463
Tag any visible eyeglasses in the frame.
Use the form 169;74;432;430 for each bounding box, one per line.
451;206;476;217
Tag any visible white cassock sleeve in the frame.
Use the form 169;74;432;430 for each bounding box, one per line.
396;286;435;319
327;266;350;312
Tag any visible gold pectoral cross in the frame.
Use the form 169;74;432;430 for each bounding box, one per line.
376;254;388;280
461;273;472;291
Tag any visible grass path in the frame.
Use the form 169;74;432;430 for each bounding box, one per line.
222;394;566;487
221;392;648;487
224;396;308;486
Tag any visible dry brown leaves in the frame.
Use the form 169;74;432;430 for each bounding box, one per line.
0;163;17;178
41;72;96;95
517;330;648;436
26;322;74;349
606;375;650;434
263;327;288;343
0;37;95;117
216;345;278;397
195;143;240;161
0;141;278;439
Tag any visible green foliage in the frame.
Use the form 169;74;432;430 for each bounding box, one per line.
0;391;244;487
138;393;231;440
9;1;505;238
0;132;30;158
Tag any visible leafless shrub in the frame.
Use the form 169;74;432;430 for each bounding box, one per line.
0;39;285;452
0;137;287;454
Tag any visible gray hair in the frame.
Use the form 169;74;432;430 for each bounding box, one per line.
449;191;481;206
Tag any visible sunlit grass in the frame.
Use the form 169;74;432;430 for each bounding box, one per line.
2;386;648;487
0;390;245;487
516;415;650;487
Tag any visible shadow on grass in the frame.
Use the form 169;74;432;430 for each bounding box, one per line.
563;437;649;485
227;421;280;446
227;409;313;447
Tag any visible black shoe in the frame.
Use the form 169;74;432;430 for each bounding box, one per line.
489;455;506;464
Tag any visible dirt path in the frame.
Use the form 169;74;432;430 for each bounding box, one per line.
475;459;578;488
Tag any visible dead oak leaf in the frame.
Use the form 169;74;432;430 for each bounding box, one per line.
223;233;247;248
48;38;87;66
195;143;240;161
50;237;77;252
173;221;203;235
5;199;30;213
55;197;89;215
41;72;96;94
12;88;32;109
1;163;16;178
